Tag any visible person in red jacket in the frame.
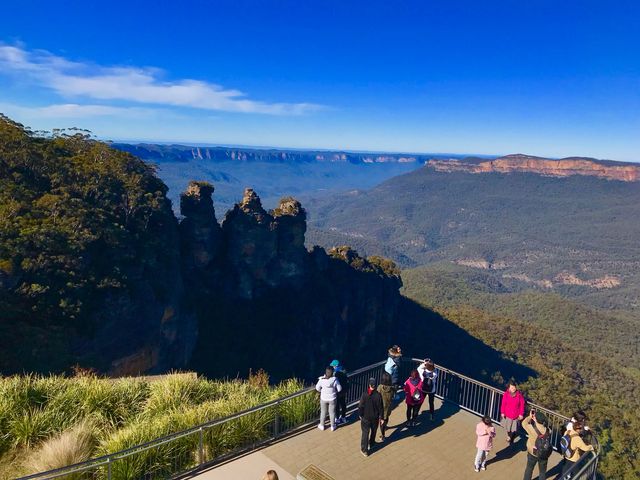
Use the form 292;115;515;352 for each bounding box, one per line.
500;379;525;444
403;369;424;426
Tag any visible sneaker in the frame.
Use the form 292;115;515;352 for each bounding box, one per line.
474;466;480;473
317;424;325;431
331;425;337;431
361;450;369;457
481;465;486;471
380;435;386;442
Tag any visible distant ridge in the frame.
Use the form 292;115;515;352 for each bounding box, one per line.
111;142;441;165
427;153;640;182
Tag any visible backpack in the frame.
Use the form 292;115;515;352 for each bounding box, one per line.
560;432;574;459
532;424;553;460
335;369;349;391
422;372;434;393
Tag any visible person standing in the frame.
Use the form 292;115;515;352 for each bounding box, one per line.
522;410;552;480
474;415;496;472
403;369;424;426
358;377;383;457
561;421;594;477
500;380;525;443
384;345;402;388
418;358;438;420
377;371;394;441
330;359;349;425
566;410;590;433
316;366;342;431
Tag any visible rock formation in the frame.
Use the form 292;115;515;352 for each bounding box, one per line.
179;181;223;272
427;154;640;182
178;186;403;380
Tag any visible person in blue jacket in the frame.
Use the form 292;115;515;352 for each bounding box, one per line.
384;345;402;388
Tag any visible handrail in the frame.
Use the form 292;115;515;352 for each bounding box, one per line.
15;358;599;480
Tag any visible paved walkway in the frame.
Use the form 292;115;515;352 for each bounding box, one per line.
198;398;562;480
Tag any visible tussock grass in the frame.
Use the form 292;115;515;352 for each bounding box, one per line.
24;420;96;477
0;371;315;479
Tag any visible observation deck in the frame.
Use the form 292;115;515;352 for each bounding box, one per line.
19;359;599;480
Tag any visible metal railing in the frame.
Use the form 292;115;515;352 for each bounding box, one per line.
16;358;599;480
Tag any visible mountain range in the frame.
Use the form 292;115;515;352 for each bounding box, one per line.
306;157;640;315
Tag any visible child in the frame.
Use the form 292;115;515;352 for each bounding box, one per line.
475;415;496;472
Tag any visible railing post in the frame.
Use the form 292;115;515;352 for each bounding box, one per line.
107;456;112;480
198;427;204;465
489;391;496;420
274;401;280;438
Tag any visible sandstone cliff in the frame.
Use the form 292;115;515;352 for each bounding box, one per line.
427;154;640;182
180;186;403;380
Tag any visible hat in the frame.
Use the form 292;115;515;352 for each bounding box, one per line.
330;359;340;367
535;411;548;426
368;377;377;387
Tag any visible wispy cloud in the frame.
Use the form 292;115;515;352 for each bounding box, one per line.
0;102;160;118
0;45;321;115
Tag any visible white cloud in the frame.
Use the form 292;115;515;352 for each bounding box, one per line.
0;102;159;119
0;45;321;115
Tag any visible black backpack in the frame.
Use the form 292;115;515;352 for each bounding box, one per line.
533;424;553;460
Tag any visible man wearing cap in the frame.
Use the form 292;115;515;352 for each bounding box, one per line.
358;377;384;457
330;359;349;425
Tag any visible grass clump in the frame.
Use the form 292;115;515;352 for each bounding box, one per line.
24;420;96;476
0;371;315;479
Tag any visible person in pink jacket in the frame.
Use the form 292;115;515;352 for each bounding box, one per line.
403;369;424;426
474;415;496;472
500;380;525;444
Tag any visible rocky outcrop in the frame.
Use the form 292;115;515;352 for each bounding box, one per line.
179;181;222;272
179;187;403;380
427;154;640;182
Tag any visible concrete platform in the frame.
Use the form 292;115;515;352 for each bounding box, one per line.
197;398;562;480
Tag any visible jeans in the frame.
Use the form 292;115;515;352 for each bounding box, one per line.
562;459;578;477
406;403;420;422
426;392;435;414
475;448;489;468
360;418;379;452
523;452;547;480
336;393;347;418
319;400;336;428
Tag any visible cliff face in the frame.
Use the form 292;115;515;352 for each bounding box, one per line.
181;186;402;380
112;143;427;165
427;154;640;182
0;116;198;376
1;116;403;379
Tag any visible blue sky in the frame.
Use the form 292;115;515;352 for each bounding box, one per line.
1;0;639;161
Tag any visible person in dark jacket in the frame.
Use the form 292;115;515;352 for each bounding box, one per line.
358;377;383;457
330;359;349;425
